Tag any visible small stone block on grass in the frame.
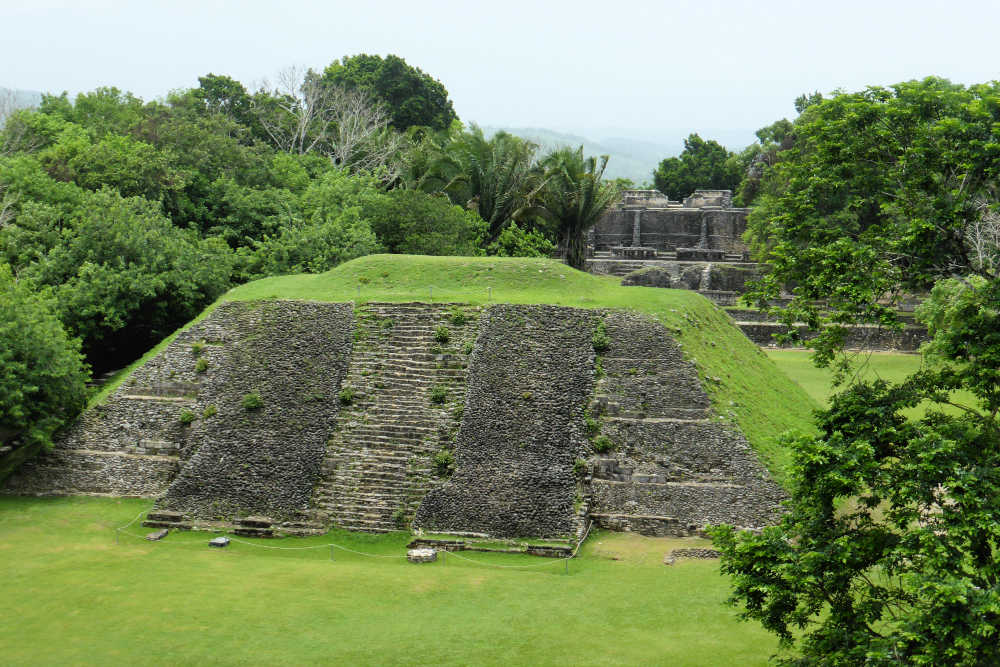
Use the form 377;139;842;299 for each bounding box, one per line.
209;536;230;548
407;548;437;563
145;529;169;541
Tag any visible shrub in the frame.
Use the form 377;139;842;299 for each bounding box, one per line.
521;391;533;400
195;357;209;373
242;392;263;411
191;341;206;357
433;449;455;476
450;309;469;326
592;321;611;353
202;405;217;418
573;458;588;477
462;340;474;355
434;325;450;343
179;409;196;425
430;385;447;404
584;415;600;436
592;435;613;453
338;386;356;405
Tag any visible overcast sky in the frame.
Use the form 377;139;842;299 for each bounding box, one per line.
4;0;999;149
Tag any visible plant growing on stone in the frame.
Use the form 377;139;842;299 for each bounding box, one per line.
179;409;196;425
190;341;206;357
594;357;605;379
195;357;209;373
241;392;263;411
202;405;217;418
338;386;356;405
584;414;600;436
430;385;447;404
462;340;474;355
434;325;450;343
592;435;613;453
592;321;611;353
573;458;588;477
429;343;443;355
449;309;468;326
433;448;455;476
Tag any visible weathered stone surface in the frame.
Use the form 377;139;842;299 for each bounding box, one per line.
155;301;354;522
407;548;437;563
587;311;786;531
676;248;726;261
414;305;597;539
208;536;230;548
669;548;719;559
735;320;929;351
145;529;169;541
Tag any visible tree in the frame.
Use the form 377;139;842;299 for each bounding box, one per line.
653;133;741;201
713;77;1000;665
321;54;457;132
361;188;485;256
534;146;617;270
0;264;89;479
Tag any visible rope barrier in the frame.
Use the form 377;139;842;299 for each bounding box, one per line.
114;518;596;569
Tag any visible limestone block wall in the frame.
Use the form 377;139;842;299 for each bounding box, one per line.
414;305;597;539
155;301;353;521
587;312;785;534
592;208;749;253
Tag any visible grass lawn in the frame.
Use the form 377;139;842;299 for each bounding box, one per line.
0;496;779;665
765;349;977;419
92;254;818;485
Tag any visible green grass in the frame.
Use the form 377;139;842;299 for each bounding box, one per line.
95;255;819;484
766;349;978;419
0;496;779;665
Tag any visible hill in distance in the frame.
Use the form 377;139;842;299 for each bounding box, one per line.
482;126;677;184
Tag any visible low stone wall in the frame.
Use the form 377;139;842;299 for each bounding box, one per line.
620;263;761;292
738;321;929;351
414;305;597;539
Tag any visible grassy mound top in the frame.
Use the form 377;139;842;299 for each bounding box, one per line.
100;255;818;484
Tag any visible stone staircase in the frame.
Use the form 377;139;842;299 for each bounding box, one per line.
310;303;478;533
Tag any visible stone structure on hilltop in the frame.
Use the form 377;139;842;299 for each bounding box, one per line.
4;300;786;540
590;189;749;259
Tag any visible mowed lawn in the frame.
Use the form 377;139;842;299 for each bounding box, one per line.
765;349;977;419
0;496;778;665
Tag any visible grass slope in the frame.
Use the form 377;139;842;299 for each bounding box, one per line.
0;496;778;665
94;255;818;483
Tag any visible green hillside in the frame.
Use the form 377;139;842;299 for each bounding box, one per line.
98;255;817;484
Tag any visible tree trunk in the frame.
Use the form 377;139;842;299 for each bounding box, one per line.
566;229;586;270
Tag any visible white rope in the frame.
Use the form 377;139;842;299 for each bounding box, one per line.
442;549;568;569
115;509;147;531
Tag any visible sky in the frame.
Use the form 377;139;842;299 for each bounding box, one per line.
4;0;1000;150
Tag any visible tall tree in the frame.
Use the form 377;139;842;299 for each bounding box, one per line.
321;54;457;131
534;146;617;270
713;77;1000;665
653;133;741;201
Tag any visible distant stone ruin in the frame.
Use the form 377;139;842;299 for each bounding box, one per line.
590;189;749;256
4;300;786;539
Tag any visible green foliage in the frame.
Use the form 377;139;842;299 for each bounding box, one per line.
462;340;474;355
241;392;263;411
573;458;588;477
715;77;1000;664
338;386;356;405
0;265;89;461
653;133;741;201
434;325;450;343
592;435;613;453
430;385;447;404
433;448;455;476
321;54;458;132
253;206;382;276
178;409;196;425
534;146;617;270
190;341;206;357
486;222;555;258
361;188;485;256
592;320;610;353
584;414;600;436
202;405;217;418
194;357;209;373
449;308;468;326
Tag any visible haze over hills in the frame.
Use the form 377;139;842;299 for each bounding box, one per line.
483;126;677;184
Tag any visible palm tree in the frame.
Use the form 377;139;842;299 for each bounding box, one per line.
534;146;617;270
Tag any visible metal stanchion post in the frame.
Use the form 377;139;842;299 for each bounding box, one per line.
356;285;360;300
330;545;334;561
488;287;492;301
564;557;569;575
